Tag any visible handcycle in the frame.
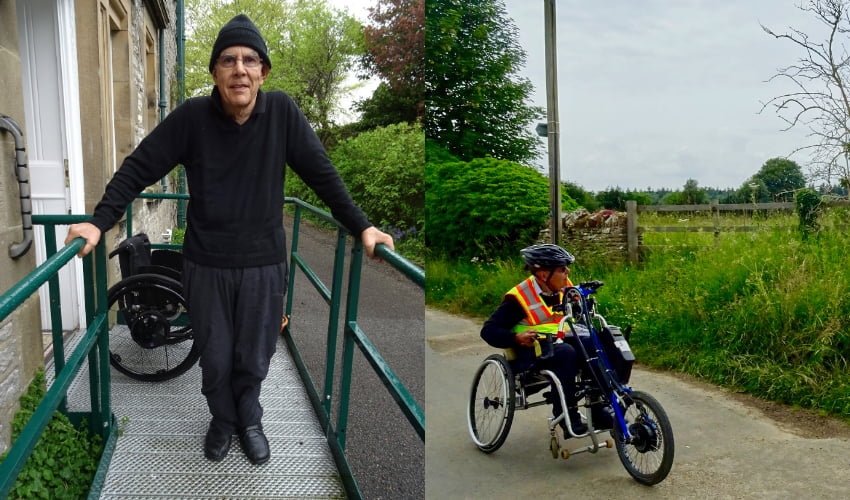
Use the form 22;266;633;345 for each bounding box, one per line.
467;280;675;485
106;233;199;381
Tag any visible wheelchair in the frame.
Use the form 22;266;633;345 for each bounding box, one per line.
106;233;199;381
467;281;674;486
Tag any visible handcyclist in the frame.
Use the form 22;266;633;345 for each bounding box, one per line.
481;243;610;437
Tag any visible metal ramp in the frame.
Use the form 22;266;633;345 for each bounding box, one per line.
52;330;345;499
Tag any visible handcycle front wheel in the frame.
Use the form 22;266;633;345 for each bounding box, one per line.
467;354;515;453
613;390;675;485
107;273;199;382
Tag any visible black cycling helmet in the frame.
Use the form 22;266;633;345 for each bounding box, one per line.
520;244;575;270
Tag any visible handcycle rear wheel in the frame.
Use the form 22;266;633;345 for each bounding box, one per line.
467;354;515;453
613;390;674;485
107;273;199;381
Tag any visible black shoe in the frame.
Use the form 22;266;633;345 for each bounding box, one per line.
204;423;233;462
560;409;588;438
240;424;270;465
591;405;615;430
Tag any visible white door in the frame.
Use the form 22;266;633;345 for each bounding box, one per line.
17;0;83;332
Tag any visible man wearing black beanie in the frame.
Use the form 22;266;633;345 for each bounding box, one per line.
65;13;394;466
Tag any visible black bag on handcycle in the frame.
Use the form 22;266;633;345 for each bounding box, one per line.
597;325;635;384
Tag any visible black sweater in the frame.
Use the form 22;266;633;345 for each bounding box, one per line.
90;88;371;267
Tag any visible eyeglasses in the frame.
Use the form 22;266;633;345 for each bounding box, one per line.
217;54;263;69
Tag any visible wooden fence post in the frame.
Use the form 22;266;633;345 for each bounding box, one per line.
626;200;638;263
711;199;720;244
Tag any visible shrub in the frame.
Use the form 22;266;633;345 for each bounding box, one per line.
425;157;549;259
795;188;821;237
286;122;424;231
1;371;103;499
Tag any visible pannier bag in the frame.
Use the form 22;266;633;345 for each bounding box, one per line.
598;325;635;383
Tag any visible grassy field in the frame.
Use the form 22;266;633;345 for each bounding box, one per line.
427;208;850;419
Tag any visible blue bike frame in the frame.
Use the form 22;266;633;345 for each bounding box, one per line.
564;283;633;441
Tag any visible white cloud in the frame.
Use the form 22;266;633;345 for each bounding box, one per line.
505;0;822;191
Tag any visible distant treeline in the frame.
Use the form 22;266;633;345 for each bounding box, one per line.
571;158;849;212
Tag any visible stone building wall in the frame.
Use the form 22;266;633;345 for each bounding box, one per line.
91;0;180;278
0;0;44;454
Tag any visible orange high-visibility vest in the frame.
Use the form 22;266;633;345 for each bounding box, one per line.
503;276;572;360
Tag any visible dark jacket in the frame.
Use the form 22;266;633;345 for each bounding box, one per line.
90;88;370;267
481;291;561;348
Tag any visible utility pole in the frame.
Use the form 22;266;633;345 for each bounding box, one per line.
543;0;561;245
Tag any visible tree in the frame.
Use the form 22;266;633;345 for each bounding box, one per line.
738;157;807;202
426;0;543;163
359;0;424;125
761;0;850;187
184;0;363;135
562;181;600;211
663;179;709;205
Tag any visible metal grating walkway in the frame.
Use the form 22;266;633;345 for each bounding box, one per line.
52;331;345;499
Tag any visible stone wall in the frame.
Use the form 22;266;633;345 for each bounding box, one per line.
0;0;44;454
104;0;179;277
541;209;631;261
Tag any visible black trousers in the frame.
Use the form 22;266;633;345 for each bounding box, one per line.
513;335;596;418
183;259;287;434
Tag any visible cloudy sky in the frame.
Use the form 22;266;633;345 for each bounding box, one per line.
504;0;827;192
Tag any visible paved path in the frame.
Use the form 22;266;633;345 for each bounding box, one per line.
425;308;850;499
284;219;424;499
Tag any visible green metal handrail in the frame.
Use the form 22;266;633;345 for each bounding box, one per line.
0;216;115;498
5;194;423;498
281;197;424;499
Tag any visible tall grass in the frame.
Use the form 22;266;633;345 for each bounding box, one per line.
427;209;850;418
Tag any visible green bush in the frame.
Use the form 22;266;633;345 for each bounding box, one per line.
1;371;103;499
287;122;424;232
795;188;821;237
425;157;549;259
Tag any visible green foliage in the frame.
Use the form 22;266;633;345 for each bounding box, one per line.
425;157;549;259
795;188;822;236
360;0;424;122
424;138;459;164
595;187;652;210
427;210;850;419
356;82;420;130
184;0;363;132
425;0;543;163
287;122;424;231
662;178;709;205
560;189;580;212
1;371;103;499
171;227;185;245
563;181;599;211
731;158;806;202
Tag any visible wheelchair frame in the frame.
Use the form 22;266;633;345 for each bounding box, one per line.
468;282;675;485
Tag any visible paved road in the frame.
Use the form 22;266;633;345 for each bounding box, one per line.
426;308;850;499
283;218;424;499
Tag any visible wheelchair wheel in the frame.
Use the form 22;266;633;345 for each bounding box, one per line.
467;354;515;453
613;390;674;485
107;273;199;382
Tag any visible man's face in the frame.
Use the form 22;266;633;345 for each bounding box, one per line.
211;45;269;117
537;265;570;291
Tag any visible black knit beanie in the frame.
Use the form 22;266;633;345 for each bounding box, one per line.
208;14;271;72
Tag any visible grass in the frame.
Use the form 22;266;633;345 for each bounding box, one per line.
426;208;850;420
